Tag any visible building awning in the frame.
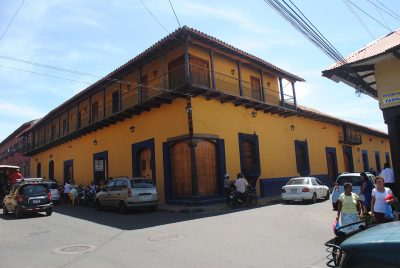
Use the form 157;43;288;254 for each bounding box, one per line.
322;29;400;99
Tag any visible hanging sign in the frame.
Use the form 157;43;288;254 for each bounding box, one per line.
95;160;104;171
380;90;400;108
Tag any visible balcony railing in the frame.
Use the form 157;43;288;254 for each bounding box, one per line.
339;132;362;145
24;63;297;153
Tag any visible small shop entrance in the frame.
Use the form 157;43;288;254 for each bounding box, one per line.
93;151;108;185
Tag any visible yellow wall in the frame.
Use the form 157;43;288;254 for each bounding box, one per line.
191;97;390;186
376;59;400;109
30;100;189;202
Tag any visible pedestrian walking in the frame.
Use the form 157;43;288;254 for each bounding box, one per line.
64;181;71;204
224;173;231;205
379;162;395;195
359;172;373;214
336;182;363;233
371;176;395;224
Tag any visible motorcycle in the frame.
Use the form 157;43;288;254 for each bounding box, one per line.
78;187;96;206
230;185;258;208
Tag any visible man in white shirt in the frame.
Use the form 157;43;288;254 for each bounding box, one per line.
379;162;395;194
235;173;249;202
64;181;71;204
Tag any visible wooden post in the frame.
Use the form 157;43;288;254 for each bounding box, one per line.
237;61;243;96
260;69;265;102
209;49;216;90
279;77;285;107
76;103;80;129
162;55;166;92
185;38;191;85
291;82;297;108
103;87;106;118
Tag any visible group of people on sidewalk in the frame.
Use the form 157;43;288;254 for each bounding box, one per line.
337;162;397;232
223;173;249;205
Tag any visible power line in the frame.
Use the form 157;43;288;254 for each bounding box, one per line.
168;0;181;27
0;0;25;42
367;0;400;23
137;0;170;34
375;0;400;21
347;0;394;33
343;0;376;39
0;64;91;85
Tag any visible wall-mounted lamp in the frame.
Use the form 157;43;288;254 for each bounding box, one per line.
185;103;192;113
49;154;53;159
381;140;384;144
153;70;158;77
93;139;98;145
322;126;327;130
267;82;271;88
251;110;257;118
130;125;136;133
68;145;72;148
290;124;295;131
230;69;235;76
369;138;372;142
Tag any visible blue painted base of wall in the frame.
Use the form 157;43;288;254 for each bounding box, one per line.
166;196;226;206
259;174;330;198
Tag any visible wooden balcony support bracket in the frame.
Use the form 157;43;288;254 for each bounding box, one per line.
185;38;191;85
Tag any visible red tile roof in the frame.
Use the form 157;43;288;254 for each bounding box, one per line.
327;29;400;70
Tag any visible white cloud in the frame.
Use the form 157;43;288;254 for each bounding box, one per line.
0;101;45;118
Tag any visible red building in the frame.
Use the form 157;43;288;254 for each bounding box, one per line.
0;120;38;177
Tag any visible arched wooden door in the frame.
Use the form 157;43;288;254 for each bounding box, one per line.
139;148;152;179
48;160;54;180
344;153;351;172
171;142;192;196
196;140;218;195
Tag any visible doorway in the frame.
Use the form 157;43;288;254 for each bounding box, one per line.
139;148;152;178
93;151;108;185
325;147;338;183
63;160;73;184
132;139;156;183
343;146;354;172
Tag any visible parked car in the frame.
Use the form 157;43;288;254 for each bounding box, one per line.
42;180;61;204
329;221;400;267
332;172;375;210
281;177;330;203
96;177;158;214
2;178;53;218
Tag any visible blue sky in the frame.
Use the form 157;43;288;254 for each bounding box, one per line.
0;0;399;141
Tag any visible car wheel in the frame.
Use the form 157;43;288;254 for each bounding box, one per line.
96;199;104;210
3;205;8;215
46;209;52;216
325;190;330;200
118;201;127;215
311;193;317;204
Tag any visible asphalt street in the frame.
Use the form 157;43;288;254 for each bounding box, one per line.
0;198;335;268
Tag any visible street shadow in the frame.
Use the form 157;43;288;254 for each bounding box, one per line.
0;212;47;220
45;203;243;231
282;198;331;206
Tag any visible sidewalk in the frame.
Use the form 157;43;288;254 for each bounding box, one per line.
158;196;281;214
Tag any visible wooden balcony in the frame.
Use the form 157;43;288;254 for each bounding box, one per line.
23;63;297;155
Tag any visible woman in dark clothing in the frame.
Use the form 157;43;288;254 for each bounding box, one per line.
359;172;373;213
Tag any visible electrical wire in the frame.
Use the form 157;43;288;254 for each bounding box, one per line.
375;0;400;21
343;0;376;39
0;0;25;42
137;0;170;34
347;0;394;33
168;0;181;27
367;0;400;23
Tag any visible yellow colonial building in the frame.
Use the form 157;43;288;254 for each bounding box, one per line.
22;27;390;205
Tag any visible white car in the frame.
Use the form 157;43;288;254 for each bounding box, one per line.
331;172;375;210
43;180;61;204
281;177;330;203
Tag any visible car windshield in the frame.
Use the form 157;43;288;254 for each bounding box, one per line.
21;184;47;195
337;176;361;186
130;179;154;188
287;178;309;185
